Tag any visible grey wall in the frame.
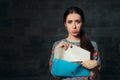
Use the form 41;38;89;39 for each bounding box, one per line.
0;0;120;80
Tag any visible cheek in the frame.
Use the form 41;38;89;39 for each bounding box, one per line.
65;26;72;33
66;26;70;32
65;24;71;30
78;23;83;29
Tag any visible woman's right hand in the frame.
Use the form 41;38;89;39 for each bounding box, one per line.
56;41;69;50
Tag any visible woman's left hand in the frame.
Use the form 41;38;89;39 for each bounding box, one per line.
81;60;98;69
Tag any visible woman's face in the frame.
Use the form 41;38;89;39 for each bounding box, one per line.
64;13;83;37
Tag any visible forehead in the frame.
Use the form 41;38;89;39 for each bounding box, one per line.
66;13;81;20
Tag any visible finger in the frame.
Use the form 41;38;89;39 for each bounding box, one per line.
63;43;69;50
82;61;89;68
56;41;66;48
60;41;65;48
60;41;68;50
81;62;86;67
65;43;69;50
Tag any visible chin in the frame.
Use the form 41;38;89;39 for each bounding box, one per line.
71;34;79;37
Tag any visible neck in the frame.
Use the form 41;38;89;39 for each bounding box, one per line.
66;34;80;42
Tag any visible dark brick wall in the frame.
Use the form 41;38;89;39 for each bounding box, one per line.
0;0;120;80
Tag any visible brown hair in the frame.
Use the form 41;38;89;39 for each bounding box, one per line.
64;7;94;57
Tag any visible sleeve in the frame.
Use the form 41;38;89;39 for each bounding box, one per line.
49;41;61;79
91;41;101;71
49;42;57;71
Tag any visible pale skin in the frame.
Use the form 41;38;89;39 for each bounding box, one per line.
56;13;98;77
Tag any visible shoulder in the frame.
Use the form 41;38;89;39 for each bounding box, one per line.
91;41;97;46
52;39;64;49
53;39;64;45
91;41;98;52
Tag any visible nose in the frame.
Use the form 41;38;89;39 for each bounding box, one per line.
72;22;76;29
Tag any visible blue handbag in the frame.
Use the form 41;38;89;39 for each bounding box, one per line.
51;58;91;77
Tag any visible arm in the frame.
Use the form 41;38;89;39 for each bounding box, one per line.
82;41;101;68
92;41;101;70
81;41;101;69
49;40;70;79
81;41;101;79
90;41;101;79
49;42;60;79
49;41;65;80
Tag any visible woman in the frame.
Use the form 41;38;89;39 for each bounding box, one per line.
49;7;101;80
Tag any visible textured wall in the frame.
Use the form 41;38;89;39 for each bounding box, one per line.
0;0;120;80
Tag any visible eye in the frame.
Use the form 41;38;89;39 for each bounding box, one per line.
67;20;72;24
76;20;81;24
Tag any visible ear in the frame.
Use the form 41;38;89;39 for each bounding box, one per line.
64;22;66;27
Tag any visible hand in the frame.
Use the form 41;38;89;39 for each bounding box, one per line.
56;41;69;50
91;70;95;78
81;60;98;69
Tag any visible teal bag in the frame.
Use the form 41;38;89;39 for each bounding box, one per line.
51;58;91;77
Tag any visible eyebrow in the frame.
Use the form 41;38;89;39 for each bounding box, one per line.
75;19;81;21
67;19;81;21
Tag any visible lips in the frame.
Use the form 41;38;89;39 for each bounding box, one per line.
72;30;78;33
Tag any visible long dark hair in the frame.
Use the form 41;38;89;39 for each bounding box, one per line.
64;7;94;57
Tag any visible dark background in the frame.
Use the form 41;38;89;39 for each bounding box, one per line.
0;0;120;80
